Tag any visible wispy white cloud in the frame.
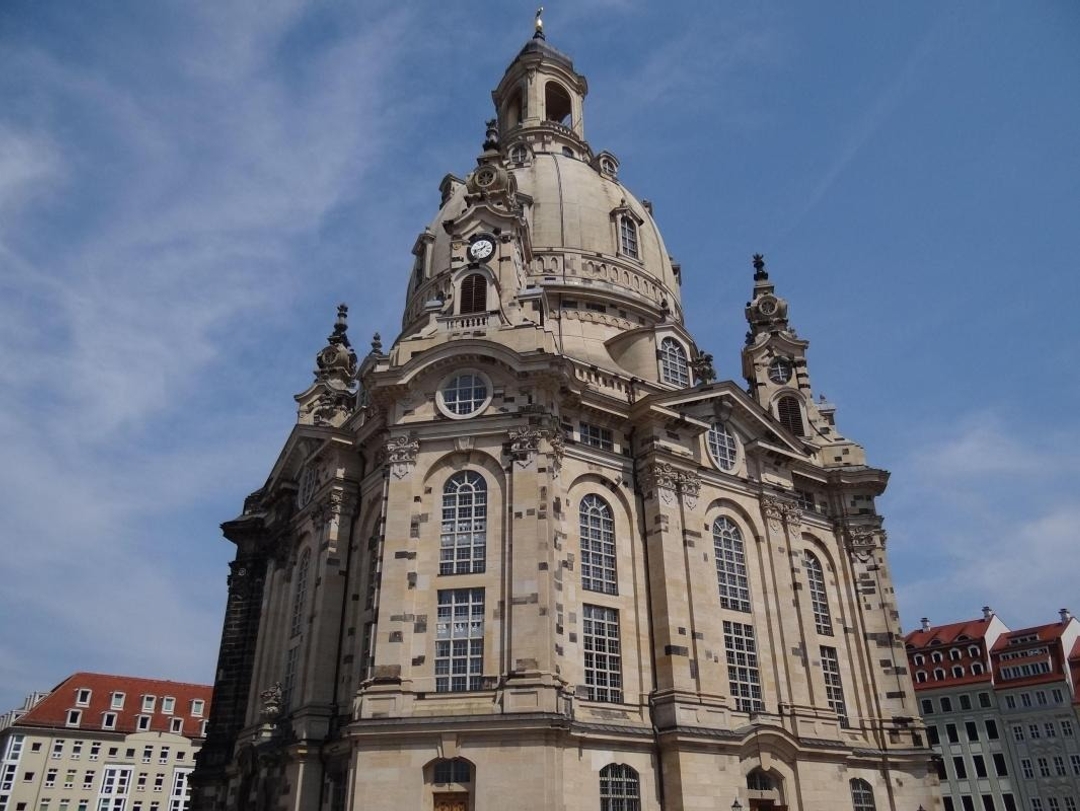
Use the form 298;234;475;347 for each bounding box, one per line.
889;411;1079;631
0;3;418;709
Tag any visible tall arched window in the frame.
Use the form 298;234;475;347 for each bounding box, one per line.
713;517;750;612
441;472;487;574
459;273;487;314
777;395;804;435
706;421;738;471
290;547;311;638
619;215;639;259
599;764;640;811
659;338;689;387
580;494;617;594
850;778;876;811
804;552;833;635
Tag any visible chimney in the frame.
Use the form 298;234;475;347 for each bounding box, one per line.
1061;608;1072;624
982;606;993;621
921;617;930;632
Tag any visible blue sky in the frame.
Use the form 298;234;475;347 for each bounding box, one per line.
1;1;1077;712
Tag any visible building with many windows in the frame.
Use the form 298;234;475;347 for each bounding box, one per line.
905;610;1080;811
190;20;937;811
0;673;211;811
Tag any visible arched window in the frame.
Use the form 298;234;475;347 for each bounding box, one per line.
619;214;639;259
746;769;774;791
659;338;690;387
971;661;984;675
580;494;617;594
777;395;804;435
459;273;487;314
706;421;738;471
545;81;572;124
916;671;927;683
952;665;965;678
949;648;962;661
968;645;980;658
713;517;750;612
932;651;944;663
290;547;311;638
804;552;833;635
599;764;640;811
850;778;876;811
441;472;487;574
933;668;946;681
913;654;925;666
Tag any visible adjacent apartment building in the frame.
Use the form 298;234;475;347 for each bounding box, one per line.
906;609;1080;811
0;673;212;811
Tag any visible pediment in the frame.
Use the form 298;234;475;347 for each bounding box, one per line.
263;423;345;494
630;380;811;458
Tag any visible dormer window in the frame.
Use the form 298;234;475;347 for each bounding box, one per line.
619;215;639;259
659;338;690;387
508;144;528;164
76;689;92;707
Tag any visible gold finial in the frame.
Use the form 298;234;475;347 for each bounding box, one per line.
534;6;545;39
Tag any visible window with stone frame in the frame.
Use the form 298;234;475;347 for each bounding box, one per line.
821;646;849;727
582;604;622;703
440;472;487;575
659;337;690;387
619;215;639;259
805;551;833;635
435;588;485;692
459;273;487;315
724;620;764;713
850;778;876;811
599;764;640;811
706;421;738;471
290;547;311;638
713;517;750;612
579;494;617;595
777;394;804;435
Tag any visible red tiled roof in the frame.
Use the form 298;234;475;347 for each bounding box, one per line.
15;673;212;738
904;618;995;649
989;622;1069;650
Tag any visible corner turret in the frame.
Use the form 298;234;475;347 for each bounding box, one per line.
741;255;867;467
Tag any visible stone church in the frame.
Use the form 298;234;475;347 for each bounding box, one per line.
191;22;938;811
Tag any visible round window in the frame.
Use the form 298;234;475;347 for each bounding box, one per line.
437;371;491;419
768;357;792;384
508;144;527;164
706;422;738;471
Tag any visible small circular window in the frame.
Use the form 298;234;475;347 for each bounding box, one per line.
706;422;738;471
768;357;792;384
437;371;491;419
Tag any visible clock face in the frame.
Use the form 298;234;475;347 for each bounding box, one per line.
468;238;495;261
768;357;793;384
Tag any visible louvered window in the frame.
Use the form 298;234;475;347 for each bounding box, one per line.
777;395;804;435
459;273;487;314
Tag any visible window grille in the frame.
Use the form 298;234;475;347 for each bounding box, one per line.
805;552;832;634
580;495;617;594
724;620;764;712
713;517;750;612
659;338;690;387
440;472;487;575
435;589;485;692
599;764;640;811
583;605;622;702
821;646;849;727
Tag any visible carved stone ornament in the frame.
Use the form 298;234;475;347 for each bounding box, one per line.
760;494;786;533
641;462;679;505
676;469;701;509
782;502;802;529
385;434;420;479
847;527;886;559
311;490;357;528
259;682;283;724
509;426;543;462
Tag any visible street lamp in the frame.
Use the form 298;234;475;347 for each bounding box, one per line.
731;799;743;811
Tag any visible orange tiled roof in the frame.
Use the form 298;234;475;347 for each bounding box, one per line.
904;617;994;649
15;672;211;738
